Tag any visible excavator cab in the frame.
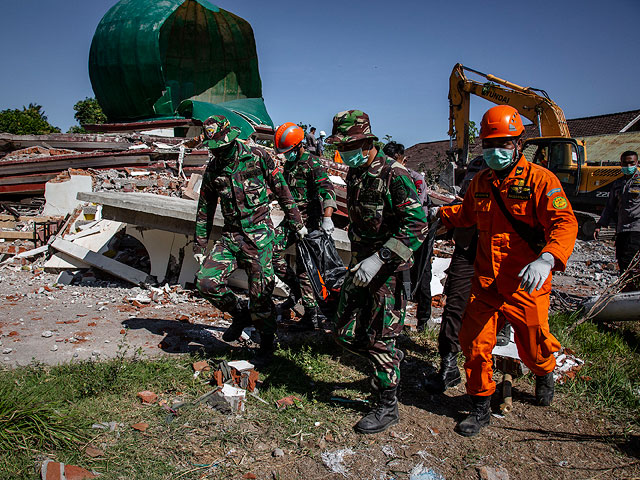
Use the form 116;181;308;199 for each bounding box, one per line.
524;137;583;197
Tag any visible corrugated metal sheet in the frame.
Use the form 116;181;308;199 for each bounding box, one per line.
577;132;640;165
89;0;267;125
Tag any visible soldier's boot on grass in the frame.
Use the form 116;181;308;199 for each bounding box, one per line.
456;395;491;437
222;300;251;342
252;332;275;368
423;352;461;394
535;371;555;406
297;307;319;330
277;293;299;322
354;386;399;434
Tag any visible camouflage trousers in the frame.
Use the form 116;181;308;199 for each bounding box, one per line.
272;225;318;309
334;269;406;389
196;231;276;335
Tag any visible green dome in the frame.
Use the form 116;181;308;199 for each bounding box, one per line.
89;0;271;128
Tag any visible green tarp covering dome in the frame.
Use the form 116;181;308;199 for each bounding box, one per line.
89;0;273;131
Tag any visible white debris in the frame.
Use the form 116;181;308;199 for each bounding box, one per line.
321;448;355;477
41;331;53;338
553;348;585;384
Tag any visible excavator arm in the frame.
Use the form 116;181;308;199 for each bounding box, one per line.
449;63;571;164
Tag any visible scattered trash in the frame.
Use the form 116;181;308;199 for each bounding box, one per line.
136;391;158;404
192;360;210;372
131;422;149;432
321;448;354;477
477;465;510;480
381;445;396;457
220;384;246;413
84;446;105;458
553;348;585;384
211;360;259;392
409;464;446;480
330;396;370;406
276;395;303;410
39;459;99;479
41;330;53;338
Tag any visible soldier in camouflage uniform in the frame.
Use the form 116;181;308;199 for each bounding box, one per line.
272;122;337;329
326;110;429;434
192;115;305;363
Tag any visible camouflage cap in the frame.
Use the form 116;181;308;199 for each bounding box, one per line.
325;110;378;145
202;115;241;149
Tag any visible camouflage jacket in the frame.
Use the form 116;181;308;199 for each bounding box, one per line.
346;151;429;270
194;141;303;253
283;151;337;225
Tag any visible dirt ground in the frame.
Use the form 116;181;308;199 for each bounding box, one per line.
1;238;639;479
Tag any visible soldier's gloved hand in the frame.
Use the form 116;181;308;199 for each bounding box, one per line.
352;252;384;287
321;217;334;235
194;253;206;266
518;252;555;294
297;226;309;240
428;206;440;221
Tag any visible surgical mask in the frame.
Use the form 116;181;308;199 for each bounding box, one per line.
621;165;637;176
284;150;298;162
483;148;515;171
340;148;367;168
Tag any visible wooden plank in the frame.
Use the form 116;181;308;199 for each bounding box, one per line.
0;231;34;240
51;237;152;286
0;215;61;222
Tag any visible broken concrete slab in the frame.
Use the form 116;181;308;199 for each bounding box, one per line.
51;237;153;286
45;220;123;271
42;171;94;217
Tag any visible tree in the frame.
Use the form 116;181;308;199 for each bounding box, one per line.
0;103;60;135
68;97;107;133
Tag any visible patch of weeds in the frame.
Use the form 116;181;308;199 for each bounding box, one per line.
550;312;640;424
0;378;86;479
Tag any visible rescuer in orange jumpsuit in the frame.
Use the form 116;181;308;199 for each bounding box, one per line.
434;105;578;437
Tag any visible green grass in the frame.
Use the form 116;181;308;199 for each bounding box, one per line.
0;336;363;479
550;312;640;424
1;320;638;478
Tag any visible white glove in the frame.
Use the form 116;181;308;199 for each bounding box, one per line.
428;206;440;220
352;252;385;287
321;217;335;235
297;226;309;240
518;252;555;294
194;253;206;265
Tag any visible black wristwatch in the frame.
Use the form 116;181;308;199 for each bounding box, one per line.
378;247;393;263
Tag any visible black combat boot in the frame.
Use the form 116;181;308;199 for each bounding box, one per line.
297;307;319;330
535;371;554;406
252;332;275;368
423;352;461;394
222;300;251;342
456;395;491;437
354;386;399;434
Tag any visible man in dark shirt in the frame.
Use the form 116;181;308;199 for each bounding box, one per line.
595;150;640;288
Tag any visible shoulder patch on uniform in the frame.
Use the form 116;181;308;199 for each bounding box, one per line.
515;166;524;176
552;196;568;209
475;192;489;198
546;187;561;197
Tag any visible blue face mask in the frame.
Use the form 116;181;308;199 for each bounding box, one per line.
284;150;298;162
621;165;637;176
340;148;367;168
483;148;515;171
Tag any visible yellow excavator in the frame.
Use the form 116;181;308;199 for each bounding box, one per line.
448;63;622;237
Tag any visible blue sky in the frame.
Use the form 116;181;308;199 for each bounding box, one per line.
0;0;638;146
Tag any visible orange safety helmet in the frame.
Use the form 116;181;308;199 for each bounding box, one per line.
274;122;304;153
479;105;524;139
